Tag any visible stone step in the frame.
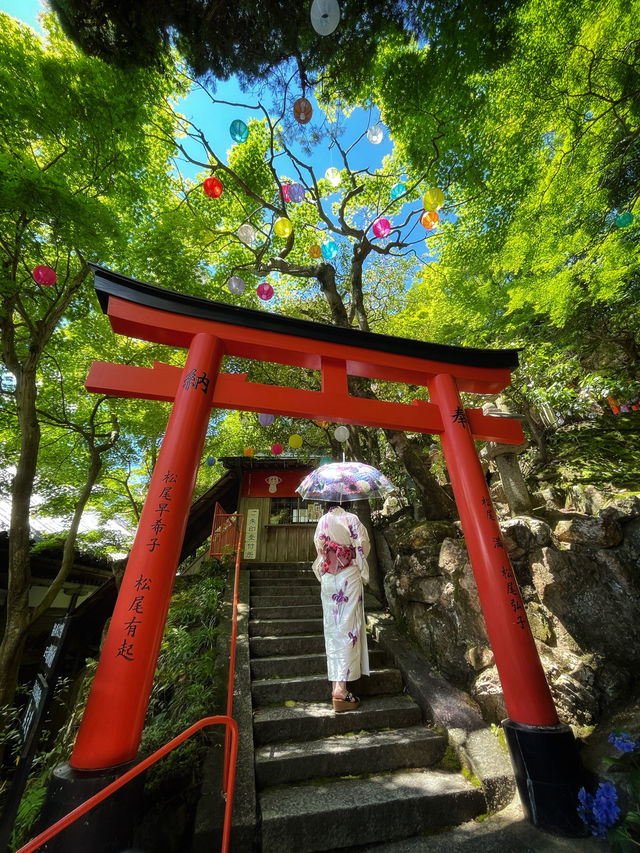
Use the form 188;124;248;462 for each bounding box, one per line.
250;634;326;657
251;592;319;608
248;562;312;572
259;769;486;853
249;618;323;637
251;576;318;589
253;695;422;746
250;649;388;680
255;725;446;788
250;567;316;579
251;603;322;620
252;668;403;706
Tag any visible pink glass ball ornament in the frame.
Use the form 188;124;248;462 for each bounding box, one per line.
259;413;275;426
372;218;391;238
32;265;57;286
271;443;284;456
279;184;291;202
257;282;274;301
228;275;246;295
203;176;223;198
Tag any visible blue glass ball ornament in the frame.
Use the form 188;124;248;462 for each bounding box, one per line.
321;240;338;260
228;275;246;295
259;413;275;426
205;456;216;466
616;212;634;228
1;371;17;393
390;182;406;200
230;119;249;143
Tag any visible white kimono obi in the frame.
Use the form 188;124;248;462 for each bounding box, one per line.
312;508;370;683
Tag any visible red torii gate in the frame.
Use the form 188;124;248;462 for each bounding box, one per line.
70;265;585;834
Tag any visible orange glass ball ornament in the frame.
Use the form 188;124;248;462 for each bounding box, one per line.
293;97;313;124
309;244;322;259
421;210;439;230
243;446;254;457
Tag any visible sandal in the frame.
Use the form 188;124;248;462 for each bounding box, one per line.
332;691;360;712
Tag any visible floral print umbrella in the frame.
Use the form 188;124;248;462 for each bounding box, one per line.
296;462;397;503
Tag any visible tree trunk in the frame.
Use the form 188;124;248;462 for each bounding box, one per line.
383;429;457;520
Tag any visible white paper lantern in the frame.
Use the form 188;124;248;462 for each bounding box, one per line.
310;0;340;36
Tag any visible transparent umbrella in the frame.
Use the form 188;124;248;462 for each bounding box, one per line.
296;462;397;503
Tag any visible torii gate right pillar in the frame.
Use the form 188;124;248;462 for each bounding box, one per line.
429;372;590;836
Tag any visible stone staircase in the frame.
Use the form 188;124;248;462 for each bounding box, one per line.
248;562;489;853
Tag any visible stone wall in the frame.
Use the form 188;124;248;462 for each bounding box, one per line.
378;490;640;728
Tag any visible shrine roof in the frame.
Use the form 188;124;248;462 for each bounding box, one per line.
91;265;519;371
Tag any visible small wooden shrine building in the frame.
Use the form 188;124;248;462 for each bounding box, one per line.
219;456;320;563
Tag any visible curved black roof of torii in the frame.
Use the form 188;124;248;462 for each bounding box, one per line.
91;264;520;370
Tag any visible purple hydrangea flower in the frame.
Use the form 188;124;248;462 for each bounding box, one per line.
577;782;620;838
608;731;639;753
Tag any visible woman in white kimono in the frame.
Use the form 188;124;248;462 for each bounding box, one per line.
312;506;370;711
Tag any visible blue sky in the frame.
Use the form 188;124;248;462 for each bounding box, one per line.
1;0;393;182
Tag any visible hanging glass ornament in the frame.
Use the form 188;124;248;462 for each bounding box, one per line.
0;371;17;393
422;187;445;211
288;183;305;203
271;443;284;455
325;167;341;187
293;98;313;124
367;125;383;145
334;425;349;442
228;276;246;294
390;182;406;200
372;218;391;238
321;240;338;260
243;446;255;457
236;224;256;245
229;119;249;143
309;244;322;259
310;0;340;35
274;217;293;238
289;434;303;449
616;212;634;228
256;282;274;301
205;456;216;466
259;413;275;426
203;176;223;198
279;184;291;202
32;265;57;286
421;210;439;230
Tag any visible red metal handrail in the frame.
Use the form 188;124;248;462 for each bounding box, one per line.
15;715;238;853
209;505;246;790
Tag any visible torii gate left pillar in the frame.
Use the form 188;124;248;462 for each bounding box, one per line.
57;266;588;842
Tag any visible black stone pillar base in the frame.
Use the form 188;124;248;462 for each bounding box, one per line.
503;718;595;837
36;761;145;853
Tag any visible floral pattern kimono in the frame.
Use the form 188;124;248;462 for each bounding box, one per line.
312;507;370;683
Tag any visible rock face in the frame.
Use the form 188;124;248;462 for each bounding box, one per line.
379;491;640;728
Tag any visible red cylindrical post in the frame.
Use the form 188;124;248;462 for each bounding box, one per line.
428;372;558;726
71;333;224;769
